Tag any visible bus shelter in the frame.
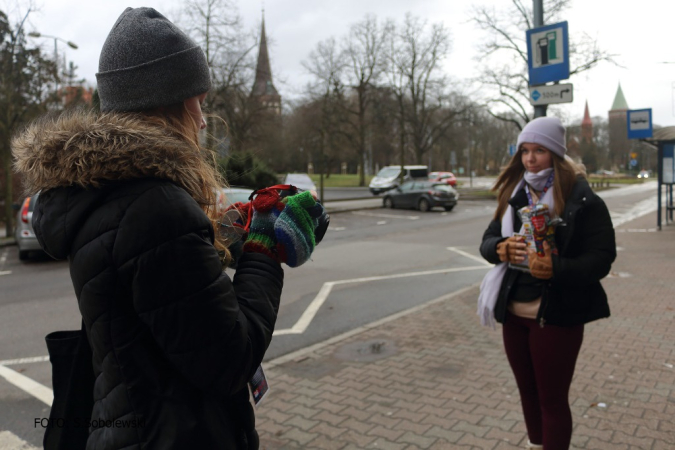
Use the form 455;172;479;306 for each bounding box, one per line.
644;126;675;230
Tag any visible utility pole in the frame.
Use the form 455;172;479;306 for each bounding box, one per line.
532;0;547;118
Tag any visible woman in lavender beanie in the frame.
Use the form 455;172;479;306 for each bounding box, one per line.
477;116;616;449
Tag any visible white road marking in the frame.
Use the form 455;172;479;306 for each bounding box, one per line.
447;247;492;266
0;356;49;366
268;284;479;368
328;226;346;231
0;431;39;450
376;221;387;225
351;211;419;220
273;265;489;336
0;364;52;406
611;196;659;228
0;271;11;276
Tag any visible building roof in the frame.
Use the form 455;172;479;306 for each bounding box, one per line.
645;126;675;143
610;83;629;111
251;15;279;98
582;101;592;126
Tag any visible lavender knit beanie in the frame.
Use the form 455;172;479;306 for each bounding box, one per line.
516;117;567;158
96;7;211;112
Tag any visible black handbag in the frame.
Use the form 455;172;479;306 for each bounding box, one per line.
43;321;95;450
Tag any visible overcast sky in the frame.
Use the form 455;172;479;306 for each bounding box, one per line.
12;0;675;127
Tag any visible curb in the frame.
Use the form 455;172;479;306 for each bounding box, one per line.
0;238;16;248
265;283;480;369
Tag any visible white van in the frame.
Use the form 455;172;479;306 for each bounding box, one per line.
369;165;428;195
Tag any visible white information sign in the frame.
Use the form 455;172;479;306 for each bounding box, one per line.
529;26;565;69
628;110;651;131
528;84;573;106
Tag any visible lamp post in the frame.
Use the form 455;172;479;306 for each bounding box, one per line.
27;32;78;101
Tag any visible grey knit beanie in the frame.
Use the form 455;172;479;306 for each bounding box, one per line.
96;7;211;112
516;117;567;158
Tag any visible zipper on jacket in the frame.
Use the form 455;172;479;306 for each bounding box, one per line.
537;284;551;328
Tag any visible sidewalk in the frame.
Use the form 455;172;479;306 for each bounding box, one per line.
256;212;675;449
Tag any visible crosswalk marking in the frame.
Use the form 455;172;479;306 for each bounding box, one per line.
0;431;39;450
0;365;52;406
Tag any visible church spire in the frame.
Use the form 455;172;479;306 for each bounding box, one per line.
610;83;629;111
581;101;593;143
251;12;279;98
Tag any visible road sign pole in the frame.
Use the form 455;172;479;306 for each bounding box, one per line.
533;0;547;118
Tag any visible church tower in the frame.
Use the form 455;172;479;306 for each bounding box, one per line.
608;83;629;170
581;101;593;143
251;13;281;114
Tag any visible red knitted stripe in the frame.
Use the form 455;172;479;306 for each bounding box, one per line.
243;242;279;261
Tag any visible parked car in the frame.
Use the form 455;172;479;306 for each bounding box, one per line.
14;194;43;260
221;187;254;207
369;165;429;195
428;171;457;187
283;173;316;192
637;170;651;179
382;180;458;212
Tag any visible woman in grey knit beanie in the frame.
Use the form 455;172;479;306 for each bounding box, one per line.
477;116;616;450
12;6;321;450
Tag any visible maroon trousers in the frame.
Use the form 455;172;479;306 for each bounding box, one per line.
502;313;584;450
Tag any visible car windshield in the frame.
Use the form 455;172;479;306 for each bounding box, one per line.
376;167;400;178
285;174;316;190
225;190;252;205
410;168;428;178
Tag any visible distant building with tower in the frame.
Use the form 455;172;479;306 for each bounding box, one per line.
608;83;630;170
251;13;281;114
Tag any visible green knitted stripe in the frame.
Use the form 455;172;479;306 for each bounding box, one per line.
284;193;315;238
282;215;315;247
245;232;277;249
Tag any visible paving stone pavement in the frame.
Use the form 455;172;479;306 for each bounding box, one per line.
256;213;675;450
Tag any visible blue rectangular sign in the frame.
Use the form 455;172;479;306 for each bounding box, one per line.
526;22;570;85
627;109;653;139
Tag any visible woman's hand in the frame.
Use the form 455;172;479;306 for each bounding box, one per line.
496;236;527;264
528;241;553;279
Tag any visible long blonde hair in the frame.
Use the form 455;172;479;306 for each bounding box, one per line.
141;102;231;265
492;149;582;221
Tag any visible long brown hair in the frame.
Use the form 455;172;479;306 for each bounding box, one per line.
141;102;231;265
492;149;582;221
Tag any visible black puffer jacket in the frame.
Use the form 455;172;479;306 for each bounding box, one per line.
480;177;616;327
13;112;283;449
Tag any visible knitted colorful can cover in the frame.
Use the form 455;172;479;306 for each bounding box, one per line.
274;191;318;267
242;189;284;261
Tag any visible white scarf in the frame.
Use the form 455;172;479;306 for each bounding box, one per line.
477;170;556;328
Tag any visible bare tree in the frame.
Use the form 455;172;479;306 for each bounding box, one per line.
389;14;465;166
336;15;390;186
471;0;617;129
1;5;55;236
179;0;266;154
302;37;346;186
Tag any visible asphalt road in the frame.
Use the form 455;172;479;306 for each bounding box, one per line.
0;181;660;448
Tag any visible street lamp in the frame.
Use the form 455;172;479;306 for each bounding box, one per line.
27;32;78;99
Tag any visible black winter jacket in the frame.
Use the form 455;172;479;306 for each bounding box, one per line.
13;112;283;449
480;177;616;327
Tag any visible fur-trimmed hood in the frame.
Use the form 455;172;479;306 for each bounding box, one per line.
12;109;212;202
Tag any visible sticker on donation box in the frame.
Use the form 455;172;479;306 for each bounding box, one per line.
249;365;270;407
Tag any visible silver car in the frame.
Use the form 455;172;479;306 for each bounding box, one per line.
15;194;43;260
